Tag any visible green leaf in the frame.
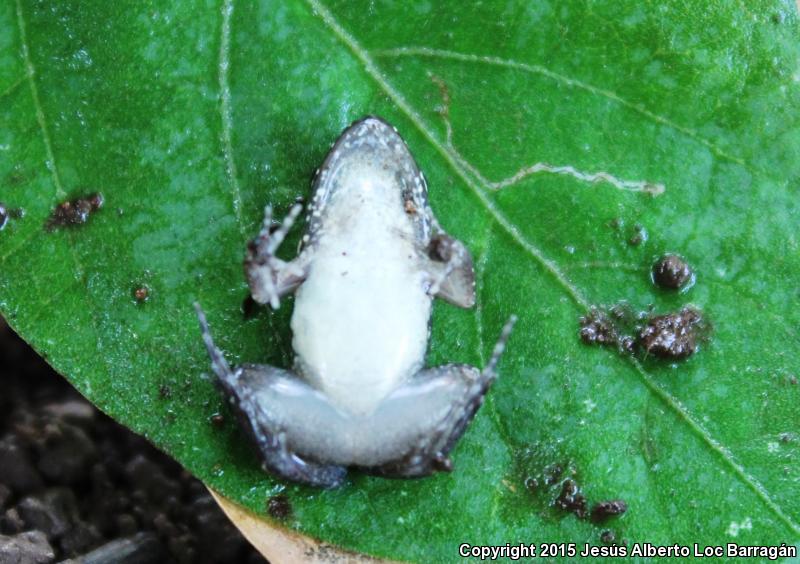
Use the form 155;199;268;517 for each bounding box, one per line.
2;0;799;560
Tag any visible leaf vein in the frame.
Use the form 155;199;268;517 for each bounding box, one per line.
15;0;66;199
0;74;25;101
375;46;746;169
218;0;246;240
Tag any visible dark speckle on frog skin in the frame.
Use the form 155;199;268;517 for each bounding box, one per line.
267;494;292;520
652;254;694;290
46;193;104;231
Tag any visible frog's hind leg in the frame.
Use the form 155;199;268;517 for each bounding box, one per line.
366;315;517;479
245;203;311;309
194;304;347;488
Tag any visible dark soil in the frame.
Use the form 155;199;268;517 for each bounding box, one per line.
0;320;266;564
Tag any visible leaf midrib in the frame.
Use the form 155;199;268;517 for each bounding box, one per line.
302;0;800;536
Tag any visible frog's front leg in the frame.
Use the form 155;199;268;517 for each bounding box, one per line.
245;203;311;309
195;305;347;488
425;231;476;309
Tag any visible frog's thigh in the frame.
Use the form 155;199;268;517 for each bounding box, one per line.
224;364;348;488
361;364;489;477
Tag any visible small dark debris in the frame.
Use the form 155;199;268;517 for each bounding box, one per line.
600;530;616;544
591;499;628;523
46;193;103;231
404;199;417;215
580;308;634;353
158;385;171;400
132;286;149;304
554;479;588;519
543;463;564;486
579;308;618;347
627;224;647;246
652;254;693;290
608;217;623;230
266;494;292;521
209;414;225;428
779;432;794;443
638;307;704;360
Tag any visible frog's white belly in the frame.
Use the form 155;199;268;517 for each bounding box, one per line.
290;168;431;416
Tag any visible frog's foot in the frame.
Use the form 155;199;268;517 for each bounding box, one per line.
245;203;308;309
224;369;348;488
425;232;476;308
368;315;517;478
195;304;346;488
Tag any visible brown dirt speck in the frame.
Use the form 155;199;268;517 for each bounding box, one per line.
591;499;628;523
266;494;292;520
209;414;225;428
638;307;705;360
46;193;103;231
600;530;616;544
579;308;618;347
579;308;634;353
132;286;149;303
554;478;588;519
627;224;647;246
652;254;693;290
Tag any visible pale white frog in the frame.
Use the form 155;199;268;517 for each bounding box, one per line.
196;116;515;488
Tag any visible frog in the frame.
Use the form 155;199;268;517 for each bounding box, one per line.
196;116;515;488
